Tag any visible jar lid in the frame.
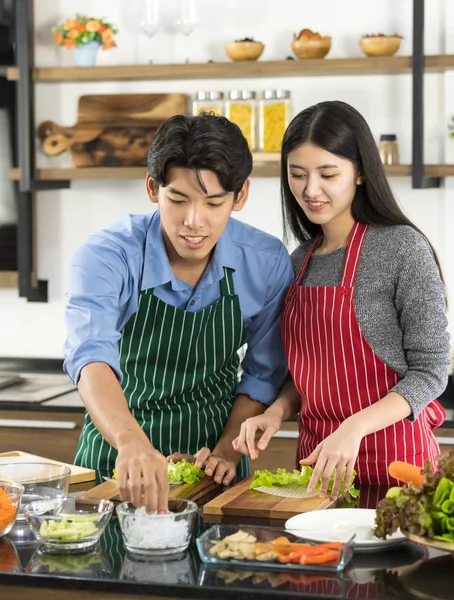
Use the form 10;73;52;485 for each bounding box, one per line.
380;134;397;141
227;90;256;101
262;89;290;100
195;91;224;101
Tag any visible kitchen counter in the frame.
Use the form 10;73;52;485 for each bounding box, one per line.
0;485;451;600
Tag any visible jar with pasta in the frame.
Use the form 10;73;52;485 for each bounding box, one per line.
259;90;291;152
226;90;257;151
192;91;225;117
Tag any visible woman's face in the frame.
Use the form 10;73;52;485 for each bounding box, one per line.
287;142;362;227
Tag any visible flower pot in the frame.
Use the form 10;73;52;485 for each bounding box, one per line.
73;41;100;67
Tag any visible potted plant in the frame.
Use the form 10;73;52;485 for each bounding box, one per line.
51;14;118;67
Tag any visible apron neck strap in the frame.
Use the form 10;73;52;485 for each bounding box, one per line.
219;267;235;296
340;222;368;288
295;222;368;287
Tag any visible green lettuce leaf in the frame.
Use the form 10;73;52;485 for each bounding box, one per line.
249;466;359;498
167;459;205;484
112;459;205;485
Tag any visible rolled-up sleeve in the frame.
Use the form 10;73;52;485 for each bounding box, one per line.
63;240;129;385
236;245;294;405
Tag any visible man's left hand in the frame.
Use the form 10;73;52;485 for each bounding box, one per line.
167;447;236;486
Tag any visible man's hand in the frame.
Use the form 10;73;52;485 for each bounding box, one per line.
115;440;169;513
167;447;237;486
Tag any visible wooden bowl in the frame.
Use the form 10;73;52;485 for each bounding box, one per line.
291;36;332;59
225;41;265;61
359;36;402;57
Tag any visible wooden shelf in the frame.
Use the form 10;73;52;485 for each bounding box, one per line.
10;163;454;182
7;55;454;83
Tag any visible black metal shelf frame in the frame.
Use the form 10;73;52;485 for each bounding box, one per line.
12;0;442;302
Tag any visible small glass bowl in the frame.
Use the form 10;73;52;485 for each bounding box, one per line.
24;497;114;554
0;463;70;523
0;481;24;537
116;498;198;557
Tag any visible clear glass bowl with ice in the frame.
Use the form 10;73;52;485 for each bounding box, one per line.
116;498;198;556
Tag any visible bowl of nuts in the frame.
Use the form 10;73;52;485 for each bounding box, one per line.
359;34;402;57
225;38;265;61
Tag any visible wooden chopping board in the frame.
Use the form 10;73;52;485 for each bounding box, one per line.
0;450;95;484
82;476;222;506
39;93;188;167
203;477;335;521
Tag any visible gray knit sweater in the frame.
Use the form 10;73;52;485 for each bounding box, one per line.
290;225;451;420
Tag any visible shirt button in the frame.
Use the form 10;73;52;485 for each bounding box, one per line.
190;300;195;306
341;287;349;296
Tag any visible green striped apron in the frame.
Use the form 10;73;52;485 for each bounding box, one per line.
74;267;250;483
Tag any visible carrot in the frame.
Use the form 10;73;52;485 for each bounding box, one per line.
299;549;340;565
0;488;18;531
0;540;18;571
388;461;425;487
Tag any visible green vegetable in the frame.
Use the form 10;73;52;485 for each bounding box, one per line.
249;466;359;498
375;451;454;542
167;459;205;484
112;459;205;485
39;518;98;542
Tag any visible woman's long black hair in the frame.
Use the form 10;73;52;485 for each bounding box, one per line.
280;100;444;283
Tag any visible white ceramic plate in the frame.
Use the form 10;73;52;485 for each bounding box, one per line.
285;508;406;553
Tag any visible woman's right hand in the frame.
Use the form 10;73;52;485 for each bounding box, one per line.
115;441;169;514
232;413;282;459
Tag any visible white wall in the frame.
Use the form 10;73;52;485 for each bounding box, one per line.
0;0;453;357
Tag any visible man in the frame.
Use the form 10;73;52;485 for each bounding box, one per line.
64;114;293;513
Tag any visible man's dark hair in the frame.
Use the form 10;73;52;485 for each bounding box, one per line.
147;113;253;196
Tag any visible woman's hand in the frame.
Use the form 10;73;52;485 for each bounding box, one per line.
300;423;363;500
232;413;282;460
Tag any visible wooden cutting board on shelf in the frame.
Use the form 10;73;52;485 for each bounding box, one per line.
82;476;222;506
203;477;335;521
38;93;188;167
0;450;95;484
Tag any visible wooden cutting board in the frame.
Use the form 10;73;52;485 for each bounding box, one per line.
82;475;222;506
38;93;188;167
203;477;335;521
0;450;95;484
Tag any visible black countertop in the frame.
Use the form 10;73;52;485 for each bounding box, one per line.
0;486;452;600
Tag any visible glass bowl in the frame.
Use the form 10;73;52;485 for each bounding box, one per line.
0;463;70;523
0;481;24;537
116;498;198;557
26;547;113;577
23;497;114;554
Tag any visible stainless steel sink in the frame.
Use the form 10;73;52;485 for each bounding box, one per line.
0;373;74;403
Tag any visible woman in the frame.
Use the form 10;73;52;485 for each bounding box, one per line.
233;101;450;498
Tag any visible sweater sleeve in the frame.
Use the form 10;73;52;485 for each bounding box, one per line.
390;229;451;420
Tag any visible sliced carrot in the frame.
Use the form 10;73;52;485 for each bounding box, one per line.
388;461;425;486
0;488;17;531
299;549;340;565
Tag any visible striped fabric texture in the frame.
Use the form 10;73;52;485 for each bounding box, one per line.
281;222;445;486
75;267;250;482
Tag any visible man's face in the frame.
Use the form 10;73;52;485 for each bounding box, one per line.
147;167;249;267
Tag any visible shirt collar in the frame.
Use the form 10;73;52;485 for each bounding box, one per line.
141;212;242;291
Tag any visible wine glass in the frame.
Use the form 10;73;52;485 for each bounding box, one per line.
139;0;162;63
175;0;198;63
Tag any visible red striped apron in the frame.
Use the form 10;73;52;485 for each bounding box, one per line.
281;221;445;485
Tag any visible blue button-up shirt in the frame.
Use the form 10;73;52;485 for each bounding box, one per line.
63;212;294;405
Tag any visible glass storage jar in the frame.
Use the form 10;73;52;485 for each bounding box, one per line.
378;134;399;165
192;91;225;116
225;90;257;151
259;90;291;152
